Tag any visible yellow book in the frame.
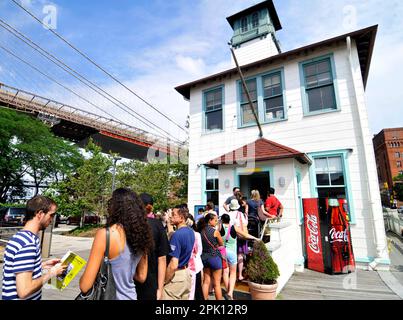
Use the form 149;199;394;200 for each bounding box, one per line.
53;251;87;291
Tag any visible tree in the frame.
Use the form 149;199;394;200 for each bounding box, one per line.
114;159;188;211
393;174;403;201
23;133;83;195
115;160;170;211
0;107;83;202
49;139;113;226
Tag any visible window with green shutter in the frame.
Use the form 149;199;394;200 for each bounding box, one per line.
303;58;337;113
263;72;284;121
204;87;223;132
240;79;258;126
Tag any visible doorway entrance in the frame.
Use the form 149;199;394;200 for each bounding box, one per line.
240;172;270;200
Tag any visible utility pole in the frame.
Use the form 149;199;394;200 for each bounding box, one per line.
229;45;263;138
111;156;121;192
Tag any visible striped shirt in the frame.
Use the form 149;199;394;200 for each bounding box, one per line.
2;230;42;300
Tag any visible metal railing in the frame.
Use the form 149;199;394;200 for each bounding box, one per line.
384;209;403;237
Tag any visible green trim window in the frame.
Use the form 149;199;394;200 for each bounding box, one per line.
263;72;284;121
240;79;258;125
206;168;219;205
315;157;345;189
312;155;351;220
251;12;259;29
301;57;337;114
204;87;223;132
237;69;286;128
395;152;400;158
241;17;248;33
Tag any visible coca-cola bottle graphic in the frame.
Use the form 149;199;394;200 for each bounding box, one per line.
328;199;355;274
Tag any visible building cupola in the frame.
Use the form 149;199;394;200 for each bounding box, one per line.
227;0;282;66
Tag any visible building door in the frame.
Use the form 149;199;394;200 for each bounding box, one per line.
240;172;270;200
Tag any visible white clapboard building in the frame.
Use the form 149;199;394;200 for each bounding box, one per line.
175;0;389;292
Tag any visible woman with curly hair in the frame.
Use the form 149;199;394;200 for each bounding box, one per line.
79;188;154;300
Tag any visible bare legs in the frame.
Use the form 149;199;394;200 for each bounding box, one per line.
222;267;229;292
237;254;244;281
202;268;212;299
202;268;223;300
227;264;237;299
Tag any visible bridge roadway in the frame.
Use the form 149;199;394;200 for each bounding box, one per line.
0;83;185;161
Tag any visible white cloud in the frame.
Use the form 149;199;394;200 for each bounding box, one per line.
175;55;206;77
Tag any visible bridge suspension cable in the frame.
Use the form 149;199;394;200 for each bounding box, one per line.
10;0;189;136
0;19;184;144
0;43;122;123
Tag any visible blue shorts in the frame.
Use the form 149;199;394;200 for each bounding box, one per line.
202;255;222;270
226;251;237;266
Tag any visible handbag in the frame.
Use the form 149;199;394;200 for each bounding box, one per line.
202;229;228;269
75;227;117;300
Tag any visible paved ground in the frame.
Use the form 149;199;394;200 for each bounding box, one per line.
0;225;93;300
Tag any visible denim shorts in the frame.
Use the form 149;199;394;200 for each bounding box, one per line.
202;255;222;270
226;251;238;266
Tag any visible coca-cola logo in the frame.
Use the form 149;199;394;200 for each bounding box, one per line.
306;214;320;254
329;227;348;243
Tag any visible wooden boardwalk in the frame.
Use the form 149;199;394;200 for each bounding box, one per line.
280;269;401;300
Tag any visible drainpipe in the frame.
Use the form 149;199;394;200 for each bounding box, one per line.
346;36;387;268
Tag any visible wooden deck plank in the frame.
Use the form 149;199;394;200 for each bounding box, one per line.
280;269;401;300
287;279;393;292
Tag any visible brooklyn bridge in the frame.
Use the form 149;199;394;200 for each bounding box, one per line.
0;83;187;161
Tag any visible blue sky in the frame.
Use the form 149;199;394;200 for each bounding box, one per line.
0;0;402;141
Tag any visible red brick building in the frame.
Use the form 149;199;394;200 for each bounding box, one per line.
373;127;403;206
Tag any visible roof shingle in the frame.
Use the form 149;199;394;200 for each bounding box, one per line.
206;138;311;167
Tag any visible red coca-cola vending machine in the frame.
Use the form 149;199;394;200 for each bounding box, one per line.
303;198;355;275
302;198;327;273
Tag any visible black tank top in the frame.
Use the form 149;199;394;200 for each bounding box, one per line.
201;226;219;257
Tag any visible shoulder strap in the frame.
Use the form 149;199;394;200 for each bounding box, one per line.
105;227;110;260
202;229;217;250
225;224;232;242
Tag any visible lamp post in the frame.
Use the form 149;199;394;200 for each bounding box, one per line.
111;156;121;193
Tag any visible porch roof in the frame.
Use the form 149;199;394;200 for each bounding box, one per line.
205;138;312;168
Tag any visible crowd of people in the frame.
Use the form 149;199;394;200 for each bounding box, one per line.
1;186;283;301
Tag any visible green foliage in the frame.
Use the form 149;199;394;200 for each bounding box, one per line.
0;203;25;208
0;107;83;202
67;224;102;237
114;159;188;211
392;174;403;201
48;139;113;217
246;240;280;285
393;182;403;202
393;174;403;182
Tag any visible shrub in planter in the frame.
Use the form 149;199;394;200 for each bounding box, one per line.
246;240;280;299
